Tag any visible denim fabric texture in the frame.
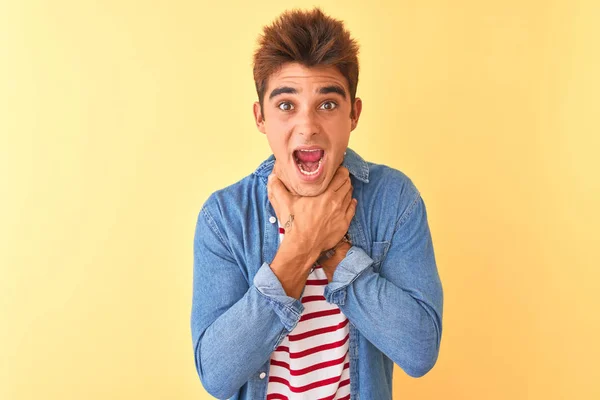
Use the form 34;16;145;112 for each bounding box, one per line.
191;148;444;399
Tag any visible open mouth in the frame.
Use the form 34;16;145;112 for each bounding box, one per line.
293;147;325;179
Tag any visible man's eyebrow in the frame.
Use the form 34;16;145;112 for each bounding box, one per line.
268;84;348;100
318;85;347;99
269;86;297;100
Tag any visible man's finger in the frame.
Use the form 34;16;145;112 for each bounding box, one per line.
334;177;351;196
329;166;350;192
341;186;353;210
345;198;358;224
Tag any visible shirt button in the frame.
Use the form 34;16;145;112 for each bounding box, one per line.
259;372;266;379
269;216;276;224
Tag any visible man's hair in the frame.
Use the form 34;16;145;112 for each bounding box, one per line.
252;7;360;119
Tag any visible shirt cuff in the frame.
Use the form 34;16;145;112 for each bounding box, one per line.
253;261;304;331
324;246;374;305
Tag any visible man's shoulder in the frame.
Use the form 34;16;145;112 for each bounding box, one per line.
195;173;261;244
201;173;259;212
362;160;422;227
365;160;420;198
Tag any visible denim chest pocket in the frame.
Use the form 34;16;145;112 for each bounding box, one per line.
370;241;391;272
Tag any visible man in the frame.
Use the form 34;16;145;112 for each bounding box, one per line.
191;7;443;399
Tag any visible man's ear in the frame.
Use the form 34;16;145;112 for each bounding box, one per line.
253;101;266;134
350;97;362;131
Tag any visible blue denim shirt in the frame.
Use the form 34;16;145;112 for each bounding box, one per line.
191;148;443;399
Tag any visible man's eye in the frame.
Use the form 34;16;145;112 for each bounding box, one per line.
278;102;294;111
320;101;337;110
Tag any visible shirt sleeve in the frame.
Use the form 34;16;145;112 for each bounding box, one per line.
323;192;444;378
322;245;374;304
190;195;304;399
253;260;305;329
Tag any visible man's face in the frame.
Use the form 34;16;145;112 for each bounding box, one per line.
253;62;362;197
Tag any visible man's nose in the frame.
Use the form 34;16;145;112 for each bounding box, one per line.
295;108;320;137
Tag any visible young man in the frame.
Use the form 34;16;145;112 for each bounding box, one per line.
191;7;443;399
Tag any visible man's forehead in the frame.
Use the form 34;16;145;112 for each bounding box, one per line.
268;63;347;86
273;76;344;88
272;76;345;86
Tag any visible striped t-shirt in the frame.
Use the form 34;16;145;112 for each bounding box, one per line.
266;222;351;400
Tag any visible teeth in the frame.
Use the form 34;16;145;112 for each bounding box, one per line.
297;158;323;176
298;149;321;152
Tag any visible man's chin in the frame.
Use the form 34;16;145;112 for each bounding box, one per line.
288;174;331;197
293;184;326;197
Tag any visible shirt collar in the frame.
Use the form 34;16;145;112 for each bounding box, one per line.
253;147;370;184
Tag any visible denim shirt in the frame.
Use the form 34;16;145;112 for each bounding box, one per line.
191;148;444;399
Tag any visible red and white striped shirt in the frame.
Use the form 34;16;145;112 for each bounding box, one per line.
266;223;351;400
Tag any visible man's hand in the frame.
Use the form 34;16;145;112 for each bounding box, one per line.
268;164;357;256
266;164;357;298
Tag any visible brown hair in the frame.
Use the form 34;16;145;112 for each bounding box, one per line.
252;7;360;118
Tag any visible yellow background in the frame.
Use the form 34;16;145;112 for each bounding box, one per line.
1;0;598;399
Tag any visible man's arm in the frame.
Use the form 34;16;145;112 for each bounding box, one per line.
190;195;306;398
270;238;320;299
324;191;444;378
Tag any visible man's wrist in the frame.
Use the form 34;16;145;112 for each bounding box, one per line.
279;233;321;269
270;237;321;299
330;242;351;264
317;233;352;265
319;241;351;282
